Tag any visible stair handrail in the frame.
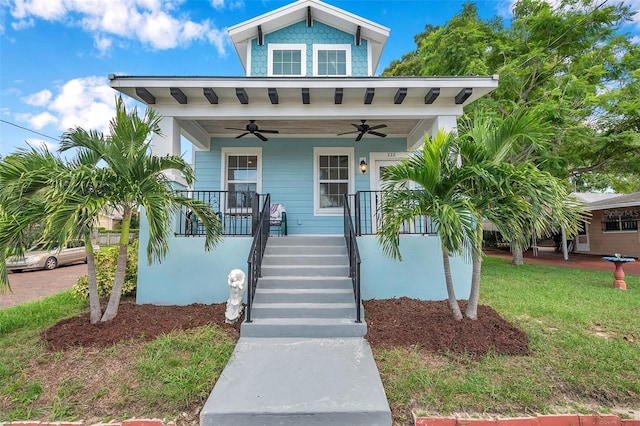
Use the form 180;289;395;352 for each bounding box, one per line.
246;193;271;323
344;194;362;323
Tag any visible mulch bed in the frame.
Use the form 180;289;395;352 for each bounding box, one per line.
43;298;528;356
364;298;529;356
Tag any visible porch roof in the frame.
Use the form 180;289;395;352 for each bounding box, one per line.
109;75;498;126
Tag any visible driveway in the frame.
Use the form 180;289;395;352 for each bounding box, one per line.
0;263;88;309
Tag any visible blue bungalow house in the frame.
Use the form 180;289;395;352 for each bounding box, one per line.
109;0;498;314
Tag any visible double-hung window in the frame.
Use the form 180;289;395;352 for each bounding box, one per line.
314;147;354;215
313;44;351;76
268;44;306;76
222;148;262;212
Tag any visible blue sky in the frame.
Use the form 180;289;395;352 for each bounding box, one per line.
1;0;638;157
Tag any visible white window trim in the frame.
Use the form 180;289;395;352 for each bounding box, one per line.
313;147;354;216
312;44;352;77
221;147;262;212
268;43;307;77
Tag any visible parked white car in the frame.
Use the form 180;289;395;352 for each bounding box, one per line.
6;240;100;272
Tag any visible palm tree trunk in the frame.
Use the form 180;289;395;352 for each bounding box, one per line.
511;242;524;265
442;245;463;321
84;233;101;324
101;210;131;322
466;226;483;320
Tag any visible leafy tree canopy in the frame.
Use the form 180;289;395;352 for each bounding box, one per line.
383;0;640;189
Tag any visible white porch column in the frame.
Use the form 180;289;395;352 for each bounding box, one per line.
407;116;460;151
429;115;458;137
155;117;187;187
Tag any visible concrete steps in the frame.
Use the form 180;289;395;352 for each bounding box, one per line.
200;235;391;426
241;236;365;339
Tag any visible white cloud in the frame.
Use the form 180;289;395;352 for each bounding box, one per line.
94;35;112;54
8;0;229;54
27;111;58;130
24;138;59;152
210;0;243;10
632;36;640;44
48;76;115;132
11;17;34;30
11;0;67;20
16;76;116;136
22;89;52;106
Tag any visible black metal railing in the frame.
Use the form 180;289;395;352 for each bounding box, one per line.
245;193;271;323
175;190;267;236
343;194;362;323
353;190;437;236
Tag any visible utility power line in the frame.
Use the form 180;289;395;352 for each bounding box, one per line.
0;119;61;141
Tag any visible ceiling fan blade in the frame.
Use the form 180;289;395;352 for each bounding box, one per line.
351;123;360;128
355;132;364;142
368;124;387;131
369;131;387;138
338;130;359;136
235;132;249;139
259;129;279;134
255;132;268;142
226;127;247;131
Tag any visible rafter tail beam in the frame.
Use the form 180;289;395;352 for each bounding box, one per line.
258;25;264;46
355;25;361;46
364;87;375;105
236;88;249;104
203;88;218;104
302;88;310;104
424;88;440;104
394;88;407;104
268;88;279;104
455;88;472;104
334;88;343;104
135;87;155;104
170;87;187;104
307;6;312;26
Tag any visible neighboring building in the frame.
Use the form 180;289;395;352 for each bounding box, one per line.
96;207;124;230
110;0;499;305
573;192;640;258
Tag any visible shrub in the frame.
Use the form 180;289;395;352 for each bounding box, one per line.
72;240;138;300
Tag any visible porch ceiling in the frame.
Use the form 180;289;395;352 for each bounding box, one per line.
198;118;420;138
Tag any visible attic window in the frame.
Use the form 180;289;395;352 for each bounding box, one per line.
268;44;306;77
313;44;351;76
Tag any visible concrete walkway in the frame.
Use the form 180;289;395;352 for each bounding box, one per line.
0;263;87;308
201;337;391;425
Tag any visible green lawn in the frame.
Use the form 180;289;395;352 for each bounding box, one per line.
1;257;639;422
377;256;640;420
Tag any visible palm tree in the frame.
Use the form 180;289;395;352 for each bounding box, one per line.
378;131;478;320
457;111;584;319
60;96;223;322
0;148;105;323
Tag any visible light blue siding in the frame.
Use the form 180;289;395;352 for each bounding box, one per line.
358;235;472;300
250;20;369;77
195;136;406;234
136;211;251;305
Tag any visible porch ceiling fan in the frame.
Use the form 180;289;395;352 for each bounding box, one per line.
337;120;387;142
225;120;279;142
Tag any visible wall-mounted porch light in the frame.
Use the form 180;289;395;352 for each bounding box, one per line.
359;157;368;174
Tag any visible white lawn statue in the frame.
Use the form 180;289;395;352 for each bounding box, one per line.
225;269;246;324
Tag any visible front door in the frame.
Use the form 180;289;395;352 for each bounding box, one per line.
371;159;403;233
575;220;590;252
